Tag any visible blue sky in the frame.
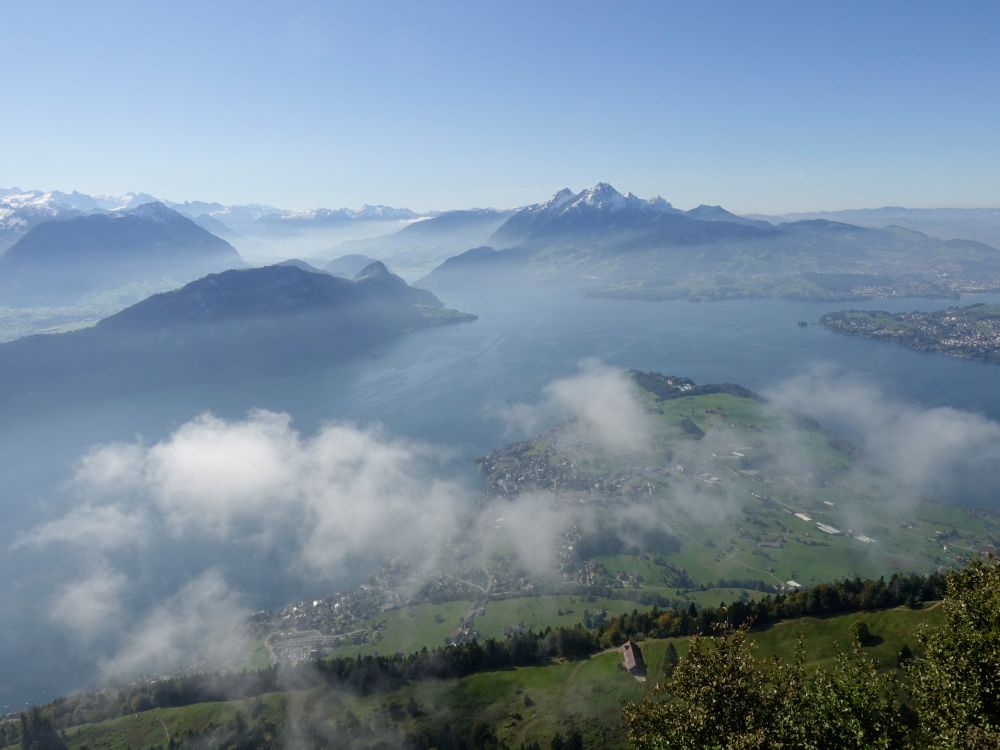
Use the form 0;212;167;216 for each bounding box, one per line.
2;0;998;213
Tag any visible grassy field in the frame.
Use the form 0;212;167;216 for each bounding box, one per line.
40;604;940;750
474;595;649;639
326;600;475;658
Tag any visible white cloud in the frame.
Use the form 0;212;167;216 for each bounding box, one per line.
767;365;1000;504
67;410;467;578
495;359;652;454
14;504;148;552
49;565;128;645
74;441;146;494
101;570;245;679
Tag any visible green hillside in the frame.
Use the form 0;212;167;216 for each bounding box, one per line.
5;605;939;750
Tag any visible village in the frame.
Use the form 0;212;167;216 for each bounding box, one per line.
820;304;1000;363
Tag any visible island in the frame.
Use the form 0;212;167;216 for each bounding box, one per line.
819;303;1000;363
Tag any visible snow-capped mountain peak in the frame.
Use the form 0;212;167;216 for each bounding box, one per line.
543;188;576;211
570;182;628;211
355;204;418;220
523;183;679;218
119;192;159;210
123;201;184;223
646;195;677;212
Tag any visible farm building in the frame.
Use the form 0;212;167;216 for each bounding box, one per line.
622;640;646;675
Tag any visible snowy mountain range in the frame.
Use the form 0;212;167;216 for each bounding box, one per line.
420;182;1000;302
0;188;159;250
491;182;768;246
0;201;242;303
528;183;678;216
0;187;423;251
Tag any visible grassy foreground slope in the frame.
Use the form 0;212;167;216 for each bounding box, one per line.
38;605;939;750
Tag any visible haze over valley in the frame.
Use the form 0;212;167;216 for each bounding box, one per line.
4;3;1000;748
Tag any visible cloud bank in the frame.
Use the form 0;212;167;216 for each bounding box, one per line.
767;365;1000;506
495;359;653;454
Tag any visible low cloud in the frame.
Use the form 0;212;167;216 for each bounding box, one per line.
49;564;128;646
767;365;1000;505
101;570;246;679
68;410;467;577
14;504;149;552
20;410;473;679
473;492;592;580
494;359;653;454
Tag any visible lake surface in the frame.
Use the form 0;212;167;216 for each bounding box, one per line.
5;285;1000;536
2;286;1000;707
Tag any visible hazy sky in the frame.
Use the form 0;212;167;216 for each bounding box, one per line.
3;0;999;213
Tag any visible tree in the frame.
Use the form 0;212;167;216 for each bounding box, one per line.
850;620;872;646
623;627;779;749
909;557;1000;748
661;642;679;678
565;728;585;750
623;626;904;749
406;695;422;717
19;707;68;750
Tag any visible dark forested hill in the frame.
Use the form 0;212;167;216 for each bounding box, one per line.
0;262;475;406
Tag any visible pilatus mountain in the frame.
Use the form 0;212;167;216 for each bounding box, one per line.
420;183;1000;301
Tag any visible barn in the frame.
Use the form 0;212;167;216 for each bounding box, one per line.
622;639;646;675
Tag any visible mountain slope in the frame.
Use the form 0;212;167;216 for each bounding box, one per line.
324;253;380;277
0;202;243;303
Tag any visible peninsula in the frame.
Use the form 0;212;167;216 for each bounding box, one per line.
820;303;1000;363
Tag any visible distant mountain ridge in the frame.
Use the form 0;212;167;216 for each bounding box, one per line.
0;188;160;249
324;253;380;277
752;206;1000;249
328;209;515;279
421;183;1000;301
0;202;243;303
0;186;426;254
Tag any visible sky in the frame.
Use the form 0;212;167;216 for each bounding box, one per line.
2;0;999;213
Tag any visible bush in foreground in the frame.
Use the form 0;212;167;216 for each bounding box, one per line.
624;557;1000;749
